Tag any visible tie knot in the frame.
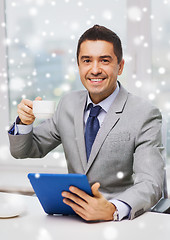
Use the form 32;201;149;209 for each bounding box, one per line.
89;104;101;117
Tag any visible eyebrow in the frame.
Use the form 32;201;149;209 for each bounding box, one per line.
80;55;113;60
99;55;113;59
80;56;91;60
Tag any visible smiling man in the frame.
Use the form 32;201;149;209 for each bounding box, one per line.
8;25;164;221
78;40;124;104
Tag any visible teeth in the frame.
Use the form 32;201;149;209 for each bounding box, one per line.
90;79;104;82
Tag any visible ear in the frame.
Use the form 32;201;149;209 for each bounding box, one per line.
118;59;125;75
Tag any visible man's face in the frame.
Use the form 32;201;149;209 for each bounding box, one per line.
78;40;124;104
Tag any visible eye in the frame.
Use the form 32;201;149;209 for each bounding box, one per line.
83;59;91;63
101;59;109;63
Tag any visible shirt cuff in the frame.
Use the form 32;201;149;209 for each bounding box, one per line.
16;122;33;135
8;116;33;135
109;199;131;221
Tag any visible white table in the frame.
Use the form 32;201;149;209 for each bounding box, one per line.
0;192;170;240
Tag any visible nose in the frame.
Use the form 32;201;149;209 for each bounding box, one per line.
90;61;102;75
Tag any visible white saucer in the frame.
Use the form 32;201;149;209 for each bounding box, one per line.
0;193;26;219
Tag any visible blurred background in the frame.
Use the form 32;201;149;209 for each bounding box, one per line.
0;0;170;194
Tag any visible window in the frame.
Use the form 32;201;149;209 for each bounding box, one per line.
0;0;127;169
151;0;170;160
0;0;169;171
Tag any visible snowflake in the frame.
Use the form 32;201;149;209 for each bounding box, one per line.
64;74;69;79
22;94;26;99
158;67;166;74
37;228;52;240
143;42;149;48
150;14;155;20
12;101;17;106
21;53;26;58
77;1;83;7
11;2;16;7
132;74;137;79
117;171;124;179
32;70;37;76
165;102;170;110
61;83;71;92
148;93;155;101
9;59;14;65
42;31;47;37
146;68;152;74
103;226;118;240
51;1;56;5
68;49;73;54
44;19;50;24
86;20;91;25
35;173;40;179
45;73;51;78
0;84;7;92
142;7;148;12
51;53;56;58
4;38;11;46
29;8;38;16
14;38;20;43
127;6;142;21
135;81;142;88
27;81;32;86
70;35;75;40
53;152;60;159
1;22;6;27
102;10;112;20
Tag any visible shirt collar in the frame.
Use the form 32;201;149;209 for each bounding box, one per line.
86;82;120;113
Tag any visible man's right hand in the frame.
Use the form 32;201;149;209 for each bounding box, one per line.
17;97;42;125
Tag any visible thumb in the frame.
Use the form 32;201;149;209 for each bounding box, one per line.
91;182;101;198
35;96;42;101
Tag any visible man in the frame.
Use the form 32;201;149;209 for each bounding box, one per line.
8;25;164;221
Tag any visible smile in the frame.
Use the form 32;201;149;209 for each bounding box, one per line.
88;78;105;82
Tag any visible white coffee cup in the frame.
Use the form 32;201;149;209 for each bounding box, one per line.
33;100;56;119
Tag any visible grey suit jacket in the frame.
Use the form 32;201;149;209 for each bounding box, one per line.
8;83;165;219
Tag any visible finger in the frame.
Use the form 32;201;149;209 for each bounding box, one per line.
63;197;84;211
35;96;42;101
62;191;87;208
91;182;102;198
18;103;34;117
17;99;35;125
21;99;33;109
63;198;90;220
18;100;34;117
18;110;35;121
18;111;35;125
68;186;91;203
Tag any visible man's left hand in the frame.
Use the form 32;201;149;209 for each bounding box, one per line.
62;182;116;221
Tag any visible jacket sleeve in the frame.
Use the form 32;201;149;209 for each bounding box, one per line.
114;107;165;219
8;98;63;159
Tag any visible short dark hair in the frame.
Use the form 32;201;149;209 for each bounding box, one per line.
76;25;123;64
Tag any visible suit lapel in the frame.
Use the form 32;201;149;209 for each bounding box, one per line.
74;91;88;172
85;84;129;174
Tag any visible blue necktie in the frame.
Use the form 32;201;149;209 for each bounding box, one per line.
85;104;102;160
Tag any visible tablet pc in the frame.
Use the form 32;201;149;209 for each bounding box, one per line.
28;173;92;215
